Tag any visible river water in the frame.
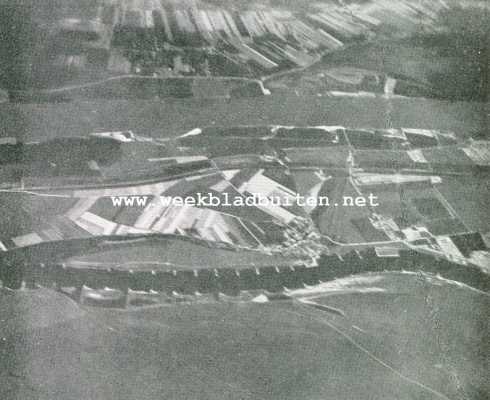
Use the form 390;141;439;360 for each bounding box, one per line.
0;95;487;141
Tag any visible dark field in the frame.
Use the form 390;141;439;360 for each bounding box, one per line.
0;273;488;400
438;177;490;233
412;197;450;220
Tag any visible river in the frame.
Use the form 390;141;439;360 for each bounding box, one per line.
0;95;487;142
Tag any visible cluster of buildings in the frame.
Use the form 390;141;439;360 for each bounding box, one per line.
1;124;489;298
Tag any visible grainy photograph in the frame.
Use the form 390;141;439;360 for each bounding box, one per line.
0;1;488;399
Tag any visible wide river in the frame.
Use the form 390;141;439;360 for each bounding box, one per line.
0;95;487;141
